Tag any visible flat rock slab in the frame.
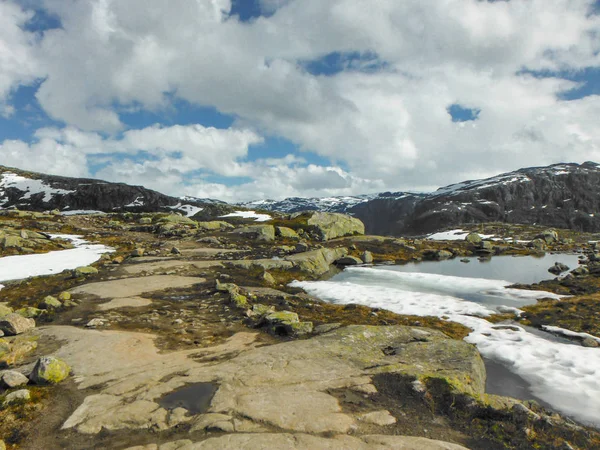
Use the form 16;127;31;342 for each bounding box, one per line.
127;433;468;449
70;275;204;299
122;261;222;276
36;325;483;440
97;297;153;311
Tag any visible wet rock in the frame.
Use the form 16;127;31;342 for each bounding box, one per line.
548;262;570;275
40;295;62;310
72;266;99;277
336;256;363;266
0;314;35;336
2;389;30;406
306;212;365;241
29;356;70;384
358;410;397;426
1;370;29;388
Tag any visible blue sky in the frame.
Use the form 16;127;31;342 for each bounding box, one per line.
1;0;599;201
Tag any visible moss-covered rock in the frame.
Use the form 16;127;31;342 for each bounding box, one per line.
40;296;62;310
157;214;197;226
15;307;43;319
0;313;35;335
72;266;99;277
276;226;299;240
285;247;348;276
29;356;70;385
0;304;13;318
235;225;276;242
197;221;234;231
305;212;365;241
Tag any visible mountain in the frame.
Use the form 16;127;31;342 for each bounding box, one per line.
0;166;232;218
241;162;600;236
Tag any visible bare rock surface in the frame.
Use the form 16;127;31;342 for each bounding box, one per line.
69;275;203;299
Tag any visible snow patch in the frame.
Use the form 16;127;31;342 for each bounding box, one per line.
61;210;106;216
220;210;272;222
168;203;203;217
0;173;74;203
427;229;495;241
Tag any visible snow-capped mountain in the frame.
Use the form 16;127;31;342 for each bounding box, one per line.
242;162;600;235
0;166;233;218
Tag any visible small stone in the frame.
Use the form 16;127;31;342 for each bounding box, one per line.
359;410;397;426
171;246;181;255
1;370;29;388
40;295;62;310
86;318;106;328
72;266;99;277
131;248;145;257
361;250;373;264
0;313;35;336
465;232;482;244
582;337;599;348
15;307;43;318
2;389;31;406
29;356;70;385
58;291;72;301
261;272;276;285
0;304;13;318
335;256;363;266
112;256;125;264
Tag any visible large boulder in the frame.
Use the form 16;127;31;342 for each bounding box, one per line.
0;314;35;336
40;296;62;310
235;225;276;242
465;232;482;245
29;356;71;385
305;212;365;241
197;221;235;232
285;247;348;276
276;226;300;240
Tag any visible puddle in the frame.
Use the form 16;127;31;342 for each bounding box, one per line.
158;382;218;414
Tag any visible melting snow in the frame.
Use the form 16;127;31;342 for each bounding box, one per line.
427;229;495;241
291;265;600;427
220;210;272;222
0;173;74;203
169;203;204;217
0;234;113;287
125;196;145;207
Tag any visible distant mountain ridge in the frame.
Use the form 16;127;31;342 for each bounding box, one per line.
0;166;231;218
241;162;600;235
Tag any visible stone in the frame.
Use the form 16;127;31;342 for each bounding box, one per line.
170;246;181;255
548;262;570;275
261;272;276;285
465;232;482;244
138;217;153;224
361;250;374;264
131;248;145;257
40;295;62;310
230;293;249;308
335;256;363;266
285;247;348;276
359;410;397;426
572;265;589;276
0;313;35;336
0;304;13;318
86;318;106;328
276;226;299;240
29;356;70;384
236;225;276;242
189;413;234;433
58;291;72;301
529;238;547;251
2;389;30;406
0;439;5;450
477;241;494;253
306;212;365;241
582;337;599;348
263;311;313;336
423;249;453;260
535;229;559;244
1;370;29;388
2;235;21;248
72;266;99;277
15;307;43;318
196;221;234;231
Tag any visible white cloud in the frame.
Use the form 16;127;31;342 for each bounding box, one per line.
1;0;600;200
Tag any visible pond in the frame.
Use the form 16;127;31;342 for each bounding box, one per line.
291;254;600;428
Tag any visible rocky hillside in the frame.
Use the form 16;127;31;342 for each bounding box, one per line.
0;165;233;218
243;162;600;236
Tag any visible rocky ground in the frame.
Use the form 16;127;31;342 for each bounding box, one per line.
0;211;599;449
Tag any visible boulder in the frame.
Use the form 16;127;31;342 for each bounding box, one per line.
40;295;62;310
72;266;99;277
306;212;365;241
465;232;482;244
263;311;313;336
548;262;570;275
2;389;30;406
528;238;547;251
1;235;21;248
1;370;29;388
571;265;590;276
138;217;153;225
235;225;276;242
335;256;363;266
0;304;13;318
361;250;374;264
423;249;453;261
0;314;35;336
276;226;299;240
29;356;71;384
131;248;145;257
58;291;72;301
15;307;43;318
535;229;559;244
285;247;348;276
261;272;276;285
477;241;494;253
197;221;234;231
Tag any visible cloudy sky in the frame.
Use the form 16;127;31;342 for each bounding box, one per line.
1;0;599;202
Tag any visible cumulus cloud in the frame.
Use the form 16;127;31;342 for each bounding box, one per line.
1;0;600;200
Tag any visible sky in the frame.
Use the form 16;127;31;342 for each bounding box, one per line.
1;0;600;202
